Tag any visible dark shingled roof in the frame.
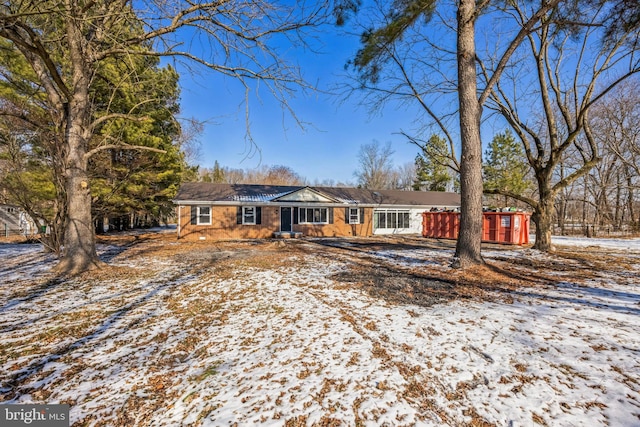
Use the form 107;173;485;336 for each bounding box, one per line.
174;183;460;207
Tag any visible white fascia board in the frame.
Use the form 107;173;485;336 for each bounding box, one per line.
374;204;457;210
173;200;215;205
374;205;428;210
176;201;380;208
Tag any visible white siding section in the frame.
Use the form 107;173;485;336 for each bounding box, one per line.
373;208;425;235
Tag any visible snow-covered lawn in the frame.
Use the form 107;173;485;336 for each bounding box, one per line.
1;234;639;426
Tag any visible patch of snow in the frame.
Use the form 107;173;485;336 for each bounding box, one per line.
0;237;638;426
552;235;640;252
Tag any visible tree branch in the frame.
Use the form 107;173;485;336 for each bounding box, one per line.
84;141;166;162
479;0;560;107
483;188;538;209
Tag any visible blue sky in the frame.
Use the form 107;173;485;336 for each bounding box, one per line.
172;5;520;186
176;28;429;185
170;1;635;188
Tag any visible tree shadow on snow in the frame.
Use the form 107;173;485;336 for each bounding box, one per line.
0;269;199;401
484;262;640;316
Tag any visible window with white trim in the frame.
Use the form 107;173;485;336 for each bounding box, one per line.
299;207;328;224
197;206;211;225
349;208;360;224
243;206;256;225
373;210;410;229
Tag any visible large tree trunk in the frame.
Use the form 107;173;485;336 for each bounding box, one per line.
54;23;102;275
55;102;102;275
57;169;101;274
532;187;555;251
453;0;484;268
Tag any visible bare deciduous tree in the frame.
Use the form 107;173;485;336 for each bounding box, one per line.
354;140;396;189
588;79;640;230
0;0;326;274
484;2;640;251
197;164;306;186
395;161;417;191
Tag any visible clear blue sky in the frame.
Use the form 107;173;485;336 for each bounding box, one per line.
176;29;430;185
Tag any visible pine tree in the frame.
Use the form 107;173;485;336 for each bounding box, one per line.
211;161;226;183
89;56;186;230
413;135;453;192
0;33;187;246
483;130;532;205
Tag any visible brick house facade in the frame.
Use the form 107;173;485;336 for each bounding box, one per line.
174;183;460;240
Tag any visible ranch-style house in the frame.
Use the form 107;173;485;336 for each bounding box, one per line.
174;183;460;240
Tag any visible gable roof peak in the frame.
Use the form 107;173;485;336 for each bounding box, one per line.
272;186;340;203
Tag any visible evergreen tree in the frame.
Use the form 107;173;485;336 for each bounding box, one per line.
413;134;453;192
89;55;186;230
0;29;187;246
211;161;226;183
483;130;532;205
0;38;68;252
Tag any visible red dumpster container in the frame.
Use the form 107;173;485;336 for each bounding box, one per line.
422;211;460;239
422;211;530;245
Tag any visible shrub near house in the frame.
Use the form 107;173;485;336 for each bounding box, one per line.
174;183;460;240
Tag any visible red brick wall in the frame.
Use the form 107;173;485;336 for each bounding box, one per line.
177;205;373;240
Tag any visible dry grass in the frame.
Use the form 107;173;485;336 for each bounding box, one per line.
3;232;637;426
92;233;630;295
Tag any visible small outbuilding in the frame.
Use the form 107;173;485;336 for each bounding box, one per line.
173;183;461;240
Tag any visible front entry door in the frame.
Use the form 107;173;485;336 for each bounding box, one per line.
280;207;292;232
